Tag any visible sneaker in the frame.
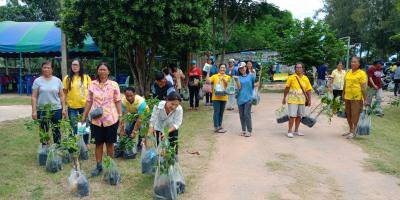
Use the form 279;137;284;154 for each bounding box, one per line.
346;133;355;139
217;128;227;133
244;132;251;137
342;132;351;137
287;132;294;138
240;131;246;136
376;113;384;117
294;132;304;136
91;164;103;177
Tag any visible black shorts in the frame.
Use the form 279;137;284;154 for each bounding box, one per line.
91;121;119;144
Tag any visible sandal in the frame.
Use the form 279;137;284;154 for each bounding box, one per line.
342;132;351;136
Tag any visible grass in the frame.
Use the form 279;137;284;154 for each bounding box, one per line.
260;88;284;93
0;96;31;106
0;102;216;199
353;106;400;178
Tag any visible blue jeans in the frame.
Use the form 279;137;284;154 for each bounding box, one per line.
124;119;143;149
37;109;62;144
213;100;226;129
238;101;252;132
68;108;89;144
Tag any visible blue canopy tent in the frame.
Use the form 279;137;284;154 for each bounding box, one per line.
0;21;101;95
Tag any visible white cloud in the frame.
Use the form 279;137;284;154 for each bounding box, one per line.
267;0;324;20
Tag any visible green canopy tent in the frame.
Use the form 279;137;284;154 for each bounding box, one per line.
0;21;101;95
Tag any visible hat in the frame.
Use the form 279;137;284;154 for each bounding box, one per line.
238;62;246;69
191;60;197;65
228;58;235;63
155;72;165;81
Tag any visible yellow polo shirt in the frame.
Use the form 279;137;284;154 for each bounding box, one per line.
344;69;367;100
209;73;231;101
121;95;149;118
62;75;91;109
285;74;312;104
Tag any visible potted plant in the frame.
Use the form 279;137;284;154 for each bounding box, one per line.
103;156;121;185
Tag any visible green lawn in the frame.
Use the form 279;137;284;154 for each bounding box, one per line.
0;96;31;106
0;102;215;199
353;106;400;178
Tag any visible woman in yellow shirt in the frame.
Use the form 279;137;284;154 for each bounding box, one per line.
342;57;367;139
206;64;230;133
63;59;91;144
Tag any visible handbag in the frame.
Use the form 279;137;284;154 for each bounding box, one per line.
89;107;103;119
295;76;310;106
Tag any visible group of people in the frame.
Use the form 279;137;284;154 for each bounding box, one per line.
283;56;384;139
32;59;183;177
152;58;259;136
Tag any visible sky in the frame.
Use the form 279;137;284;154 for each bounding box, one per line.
267;0;324;20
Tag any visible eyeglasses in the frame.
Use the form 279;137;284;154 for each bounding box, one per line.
72;63;79;66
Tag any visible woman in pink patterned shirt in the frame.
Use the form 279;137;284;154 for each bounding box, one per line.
81;62;122;177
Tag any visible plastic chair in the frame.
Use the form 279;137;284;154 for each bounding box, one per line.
119;76;130;90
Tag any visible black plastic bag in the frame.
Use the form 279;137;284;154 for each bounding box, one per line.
141;146;157;174
103;157;121;185
154;166;177;200
123;146;137;159
68;169;90;197
301;116;317;128
275;106;289;124
78;136;89;160
37;144;48;166
46;145;63;173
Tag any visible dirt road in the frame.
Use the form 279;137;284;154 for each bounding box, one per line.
188;93;400;200
0;105;31;122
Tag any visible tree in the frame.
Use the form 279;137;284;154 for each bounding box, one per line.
278;18;346;69
0;0;60;21
59;0;211;95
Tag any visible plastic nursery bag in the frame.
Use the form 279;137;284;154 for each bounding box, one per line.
123;144;137;159
214;79;226;96
103;158;121;185
78;136;89;160
275;106;289;124
46;145;63;173
62;152;72;164
114;141;123;158
37;144;48;166
77;122;86;136
141;145;158;174
172;163;185;194
301;107;323;128
68;169;90;197
356;111;371;136
153;166;177;200
226;78;236;95
252;87;261;105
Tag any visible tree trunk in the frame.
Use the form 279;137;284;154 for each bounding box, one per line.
212;2;217;56
220;0;227;64
125;46;152;97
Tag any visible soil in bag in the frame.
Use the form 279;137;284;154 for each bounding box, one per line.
114;142;123;158
68;169;90;197
78;137;89;160
38;145;48;166
103;157;121;185
62;153;72;164
154;168;177;200
301;116;317;128
172;164;185;194
123;147;137;159
46;147;63;173
141;147;157;174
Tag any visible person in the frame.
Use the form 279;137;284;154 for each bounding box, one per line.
316;64;328;95
234;62;256;137
62;59;91;145
31;61;66;144
226;58;238;110
153;72;175;100
282;62;312;138
148;91;183;155
169;63;185;93
187;60;202;110
81;62;122;177
269;65;275;81
342;56;368;139
119;87;149;151
202;58;214;106
163;68;174;85
206;64;231;133
246;61;256;77
367;60;384;116
394;62;400;96
330;61;346;100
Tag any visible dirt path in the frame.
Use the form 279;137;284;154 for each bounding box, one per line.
0;105;31;122
189;93;400;200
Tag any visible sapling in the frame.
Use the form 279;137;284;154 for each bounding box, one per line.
103;156;121;185
46;144;63;173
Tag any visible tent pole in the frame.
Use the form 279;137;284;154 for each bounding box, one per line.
61;32;68;78
113;49;117;78
19;52;22;95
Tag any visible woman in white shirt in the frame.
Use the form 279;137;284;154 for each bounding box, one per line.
330;61;346;99
148;91;183;154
